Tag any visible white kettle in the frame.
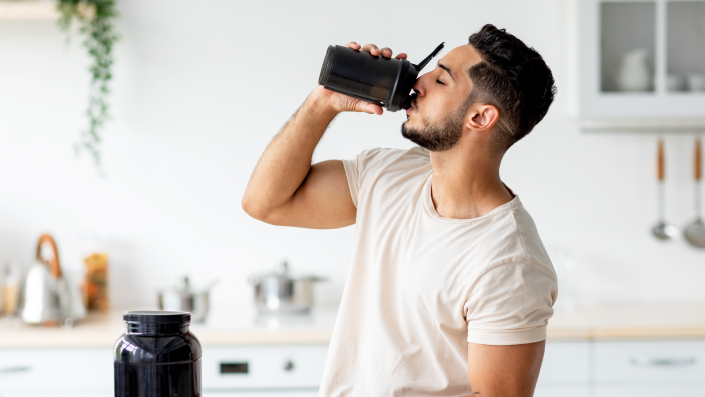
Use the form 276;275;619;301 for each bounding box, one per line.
20;234;86;326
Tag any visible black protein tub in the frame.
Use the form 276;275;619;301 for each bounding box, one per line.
114;311;201;397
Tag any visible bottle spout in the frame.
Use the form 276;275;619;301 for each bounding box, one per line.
414;42;445;72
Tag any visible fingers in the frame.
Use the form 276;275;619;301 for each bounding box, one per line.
351;43;398;59
379;47;393;58
361;43;380;56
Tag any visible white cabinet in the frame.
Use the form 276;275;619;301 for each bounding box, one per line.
203;393;318;397
595;340;705;382
535;342;591;397
578;0;705;130
0;345;326;396
534;386;591;397
5;340;705;396
202;345;328;390
595;385;705;397
538;341;591;384
0;348;113;396
1;393;111;397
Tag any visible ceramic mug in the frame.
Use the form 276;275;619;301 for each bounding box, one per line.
666;74;685;92
687;74;705;92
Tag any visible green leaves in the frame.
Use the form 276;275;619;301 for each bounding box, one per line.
57;0;119;170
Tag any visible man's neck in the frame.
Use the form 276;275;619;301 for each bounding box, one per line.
429;143;513;220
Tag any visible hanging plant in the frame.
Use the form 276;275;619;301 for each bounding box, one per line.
56;0;119;168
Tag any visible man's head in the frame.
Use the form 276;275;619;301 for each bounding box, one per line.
401;24;556;154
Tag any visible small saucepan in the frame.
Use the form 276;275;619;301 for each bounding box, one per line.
158;276;210;323
250;261;326;315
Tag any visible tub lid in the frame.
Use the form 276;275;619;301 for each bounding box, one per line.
123;310;190;324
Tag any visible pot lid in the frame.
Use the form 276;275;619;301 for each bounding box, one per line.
161;276;208;294
254;261;327;282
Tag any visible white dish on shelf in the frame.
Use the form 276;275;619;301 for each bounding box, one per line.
687;73;705;92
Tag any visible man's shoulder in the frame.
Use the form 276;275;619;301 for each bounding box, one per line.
461;199;554;279
358;146;429;168
500;203;555;277
355;146;431;182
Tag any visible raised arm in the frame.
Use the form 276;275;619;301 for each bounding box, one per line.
242;42;407;229
465;341;545;397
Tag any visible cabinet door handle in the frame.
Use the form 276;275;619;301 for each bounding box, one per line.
0;366;31;374
631;356;697;367
283;360;295;371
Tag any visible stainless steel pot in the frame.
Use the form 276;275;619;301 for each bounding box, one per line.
158;276;209;323
250;262;326;315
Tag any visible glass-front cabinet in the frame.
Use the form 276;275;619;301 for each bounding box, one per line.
578;0;705;130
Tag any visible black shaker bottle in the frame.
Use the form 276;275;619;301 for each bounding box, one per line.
114;311;202;397
318;42;445;111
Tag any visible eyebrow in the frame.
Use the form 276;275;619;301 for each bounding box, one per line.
437;62;455;82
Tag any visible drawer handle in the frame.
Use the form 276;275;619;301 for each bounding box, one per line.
631;356;697;367
283;360;294;371
0;366;31;375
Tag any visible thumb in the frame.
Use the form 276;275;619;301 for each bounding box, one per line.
364;103;383;115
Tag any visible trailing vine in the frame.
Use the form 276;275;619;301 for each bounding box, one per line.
56;0;119;168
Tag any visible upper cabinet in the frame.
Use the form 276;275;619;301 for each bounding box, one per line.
578;0;705;131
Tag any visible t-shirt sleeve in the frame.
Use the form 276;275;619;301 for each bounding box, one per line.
341;148;403;208
464;261;558;345
341;152;363;208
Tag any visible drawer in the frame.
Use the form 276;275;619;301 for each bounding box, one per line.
596;385;705;397
2;392;111;397
202;345;328;390
0;348;113;393
595;340;705;382
537;341;591;384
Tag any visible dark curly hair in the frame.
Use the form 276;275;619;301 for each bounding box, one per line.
467;24;556;152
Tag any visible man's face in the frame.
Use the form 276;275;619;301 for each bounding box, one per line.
401;44;483;151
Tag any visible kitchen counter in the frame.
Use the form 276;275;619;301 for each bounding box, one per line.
2;303;705;348
0;308;337;349
547;302;705;340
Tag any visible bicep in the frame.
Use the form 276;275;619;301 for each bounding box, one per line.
264;160;356;229
467;341;545;397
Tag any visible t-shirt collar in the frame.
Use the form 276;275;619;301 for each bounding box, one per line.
422;174;522;224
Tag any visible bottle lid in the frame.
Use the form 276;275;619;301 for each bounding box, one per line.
124;310;190;324
123;311;190;335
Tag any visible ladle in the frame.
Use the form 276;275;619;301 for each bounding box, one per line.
684;137;705;247
651;139;678;240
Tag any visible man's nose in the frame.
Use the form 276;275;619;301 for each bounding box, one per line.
412;76;426;97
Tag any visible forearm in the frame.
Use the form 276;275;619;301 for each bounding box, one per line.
242;91;339;218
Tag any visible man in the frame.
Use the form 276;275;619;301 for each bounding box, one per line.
243;24;558;396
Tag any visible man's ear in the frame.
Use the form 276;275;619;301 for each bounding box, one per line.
466;104;500;131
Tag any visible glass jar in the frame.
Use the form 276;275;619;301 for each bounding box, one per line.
114;311;201;397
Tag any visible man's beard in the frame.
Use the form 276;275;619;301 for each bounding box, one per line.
401;96;470;152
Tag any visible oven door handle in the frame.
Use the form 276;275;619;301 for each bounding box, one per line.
0;366;31;375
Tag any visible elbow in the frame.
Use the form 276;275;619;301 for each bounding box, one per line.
241;194;265;221
241;194;279;224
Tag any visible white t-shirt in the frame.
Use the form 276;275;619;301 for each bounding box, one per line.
318;147;558;396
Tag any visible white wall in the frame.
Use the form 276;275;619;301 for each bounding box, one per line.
0;0;703;309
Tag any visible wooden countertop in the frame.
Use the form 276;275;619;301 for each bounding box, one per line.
3;303;705;348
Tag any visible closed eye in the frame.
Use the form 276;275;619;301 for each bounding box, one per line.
436;79;445;85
